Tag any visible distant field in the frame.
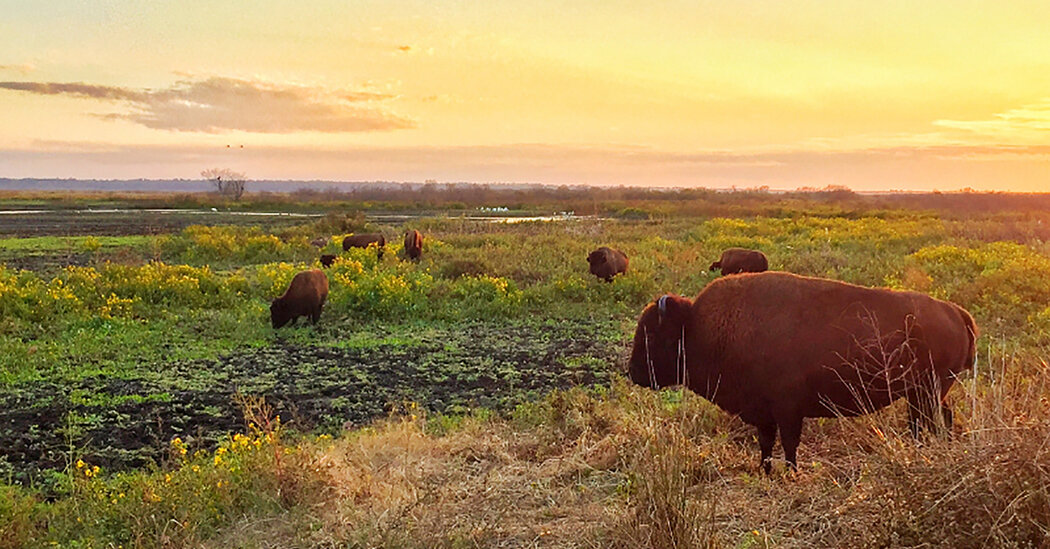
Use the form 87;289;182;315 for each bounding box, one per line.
0;208;319;237
1;194;1049;547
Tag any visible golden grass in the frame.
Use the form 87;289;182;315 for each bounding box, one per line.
201;358;1050;548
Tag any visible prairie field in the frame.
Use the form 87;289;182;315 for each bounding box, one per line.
1;191;1049;548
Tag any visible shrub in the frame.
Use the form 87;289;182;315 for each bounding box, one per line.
909;242;1050;334
446;275;524;317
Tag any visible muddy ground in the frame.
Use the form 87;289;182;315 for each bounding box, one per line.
0;319;622;484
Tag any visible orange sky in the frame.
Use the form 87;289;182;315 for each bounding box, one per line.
1;1;1049;190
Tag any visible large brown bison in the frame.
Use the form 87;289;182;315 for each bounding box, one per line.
709;247;768;275
319;254;337;268
270;269;329;329
404;229;423;261
343;233;386;259
628;272;977;473
587;246;629;282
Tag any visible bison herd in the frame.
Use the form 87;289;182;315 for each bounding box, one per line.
275;234;977;474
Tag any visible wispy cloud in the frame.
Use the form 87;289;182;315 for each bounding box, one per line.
0;81;145;100
0;63;36;74
0;76;415;133
934;99;1050;141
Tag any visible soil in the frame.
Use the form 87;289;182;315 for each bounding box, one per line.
0;319;621;484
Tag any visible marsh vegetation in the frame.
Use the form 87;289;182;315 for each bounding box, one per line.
1;190;1049;547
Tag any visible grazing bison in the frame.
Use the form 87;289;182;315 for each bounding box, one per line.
587;247;629;282
404;229;423;260
343;233;386;259
628;272;977;473
709;248;768;275
310;237;328;248
319;254;337;268
270;269;329;329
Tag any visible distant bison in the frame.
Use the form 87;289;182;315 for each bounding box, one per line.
587;247;628;282
343;233;386;259
709;248;768;275
628;272;977;473
319;254;337;268
310;237;328;248
404;229;423;260
270;269;329;329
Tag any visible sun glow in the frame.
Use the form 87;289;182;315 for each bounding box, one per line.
1;0;1049;190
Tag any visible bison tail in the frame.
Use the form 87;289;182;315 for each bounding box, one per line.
957;306;979;376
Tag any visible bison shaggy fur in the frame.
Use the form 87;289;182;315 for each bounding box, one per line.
709;247;768;275
404;229;423;260
628;271;977;473
587;246;629;282
319;254;337;268
343;233;386;259
270;269;329;329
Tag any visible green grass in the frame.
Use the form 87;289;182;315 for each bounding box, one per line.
0;235;150;252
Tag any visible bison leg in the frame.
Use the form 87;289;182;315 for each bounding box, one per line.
311;307;322;324
941;404;954;438
757;423;778;474
907;389;943;437
777;416;803;472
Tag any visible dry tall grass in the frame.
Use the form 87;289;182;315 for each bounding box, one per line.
205;352;1049;548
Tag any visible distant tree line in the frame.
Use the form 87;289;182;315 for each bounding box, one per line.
274;182;1050;218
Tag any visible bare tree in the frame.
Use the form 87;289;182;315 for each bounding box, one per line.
201;168;247;201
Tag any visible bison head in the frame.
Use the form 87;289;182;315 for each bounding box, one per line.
586;249;606;266
628;294;693;389
270;299;290;329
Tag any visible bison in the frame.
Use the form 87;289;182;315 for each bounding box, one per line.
709;248;768;275
587;246;629;282
319;254;337;268
343;233;386;259
310;237;328;248
628;272;977;473
270;269;329;329
404;229;423;260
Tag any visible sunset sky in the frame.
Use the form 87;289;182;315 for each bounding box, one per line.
1;1;1049;190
